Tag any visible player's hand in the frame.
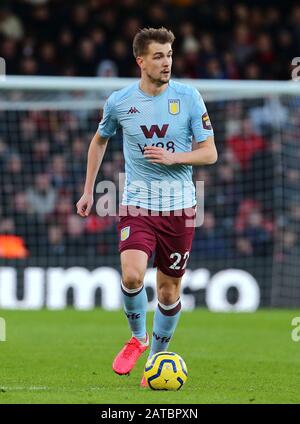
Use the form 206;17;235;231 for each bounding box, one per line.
144;146;178;166
76;193;94;217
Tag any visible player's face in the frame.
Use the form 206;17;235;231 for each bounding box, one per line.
139;42;173;85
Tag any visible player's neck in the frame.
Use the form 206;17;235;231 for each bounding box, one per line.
139;78;169;97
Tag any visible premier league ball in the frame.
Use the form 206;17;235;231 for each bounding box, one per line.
143;351;188;390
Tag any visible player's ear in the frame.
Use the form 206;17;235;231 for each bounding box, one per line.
136;56;143;70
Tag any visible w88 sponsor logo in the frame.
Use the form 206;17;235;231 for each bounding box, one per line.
138;141;175;154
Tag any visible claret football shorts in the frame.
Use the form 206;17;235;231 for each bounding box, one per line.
118;205;196;278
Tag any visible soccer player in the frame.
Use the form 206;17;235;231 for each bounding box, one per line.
76;27;217;387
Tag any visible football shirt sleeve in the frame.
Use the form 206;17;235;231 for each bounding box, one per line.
189;88;214;143
98;92;118;138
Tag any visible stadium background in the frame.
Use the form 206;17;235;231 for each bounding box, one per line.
0;0;299;310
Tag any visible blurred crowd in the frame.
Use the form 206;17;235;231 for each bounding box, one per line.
0;107;119;259
0;0;299;80
1;95;299;262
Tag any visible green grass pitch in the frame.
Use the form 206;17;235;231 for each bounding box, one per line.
0;309;299;404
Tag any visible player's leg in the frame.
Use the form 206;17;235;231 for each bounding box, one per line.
113;249;150;375
113;212;156;375
141;269;182;387
120;249;148;342
141;209;195;386
149;269;182;358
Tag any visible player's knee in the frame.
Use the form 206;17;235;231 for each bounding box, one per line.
158;284;180;305
122;269;144;290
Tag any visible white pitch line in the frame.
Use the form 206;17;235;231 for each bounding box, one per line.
0;386;49;391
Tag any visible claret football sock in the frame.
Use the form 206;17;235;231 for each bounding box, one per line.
121;280;148;341
149;298;182;358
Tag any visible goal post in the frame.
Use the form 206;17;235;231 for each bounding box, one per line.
0;76;299;309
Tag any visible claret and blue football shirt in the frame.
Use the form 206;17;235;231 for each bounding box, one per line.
98;80;214;211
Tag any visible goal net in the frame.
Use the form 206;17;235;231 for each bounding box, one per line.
0;76;299;309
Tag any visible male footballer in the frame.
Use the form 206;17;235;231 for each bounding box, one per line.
77;27;217;387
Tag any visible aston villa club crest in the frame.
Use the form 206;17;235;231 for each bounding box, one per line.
168;99;180;115
120;226;130;241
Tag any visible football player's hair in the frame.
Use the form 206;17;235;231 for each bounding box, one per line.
133;27;175;58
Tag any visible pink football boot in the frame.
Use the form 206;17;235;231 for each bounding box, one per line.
112;334;149;375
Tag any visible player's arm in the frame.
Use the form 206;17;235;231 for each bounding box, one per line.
174;135;217;165
76;132;109;217
144;135;217;166
77;93;118;217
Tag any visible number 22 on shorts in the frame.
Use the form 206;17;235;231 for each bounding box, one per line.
169;252;190;270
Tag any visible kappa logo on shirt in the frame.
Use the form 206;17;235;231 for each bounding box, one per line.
127;107;140;114
120;226;130;241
